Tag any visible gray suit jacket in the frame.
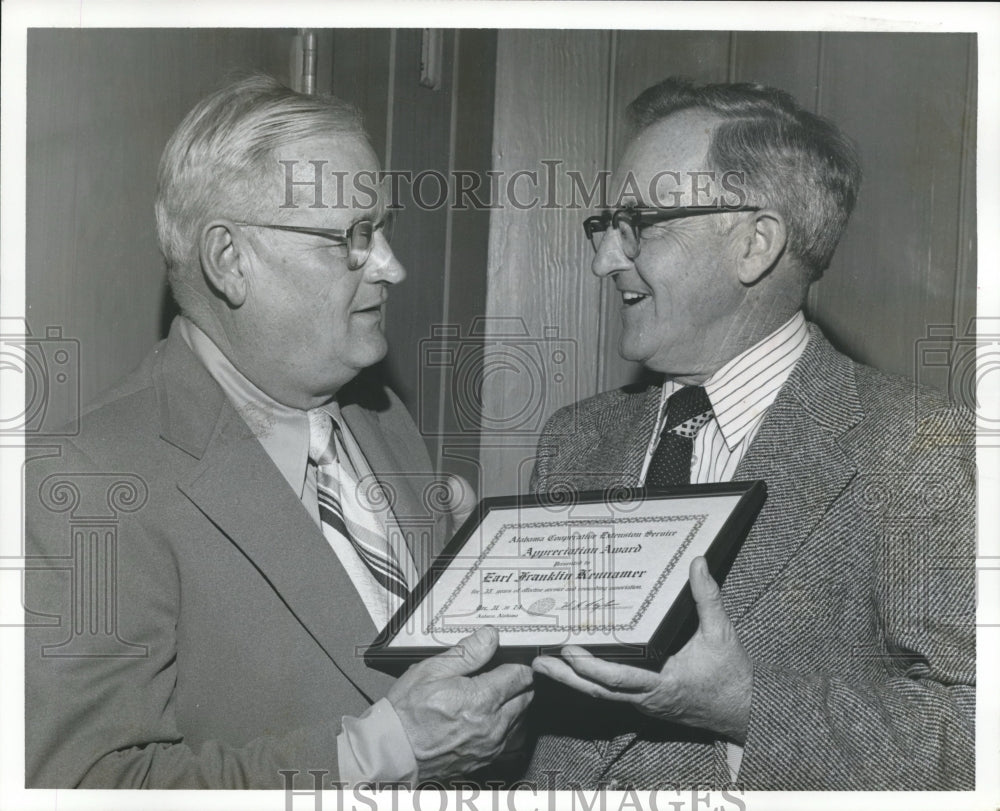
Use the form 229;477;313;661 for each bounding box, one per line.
25;319;450;788
525;325;975;790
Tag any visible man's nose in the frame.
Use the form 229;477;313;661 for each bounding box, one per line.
363;232;406;284
591;229;632;278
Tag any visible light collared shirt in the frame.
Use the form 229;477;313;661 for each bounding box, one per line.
177;316;418;785
636;310;810;779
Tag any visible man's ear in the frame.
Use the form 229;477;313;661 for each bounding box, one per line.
737;210;787;285
200;220;249;307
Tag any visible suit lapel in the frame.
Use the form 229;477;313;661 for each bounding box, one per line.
156;323;396;702
557;385;662;490
619;385;663;486
724;328;863;625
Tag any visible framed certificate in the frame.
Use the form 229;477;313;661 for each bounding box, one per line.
365;481;766;674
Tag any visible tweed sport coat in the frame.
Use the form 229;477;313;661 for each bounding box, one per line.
524;325;975;790
24;319;451;788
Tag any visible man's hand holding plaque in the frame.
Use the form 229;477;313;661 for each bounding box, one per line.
388;626;535;780
532;556;753;744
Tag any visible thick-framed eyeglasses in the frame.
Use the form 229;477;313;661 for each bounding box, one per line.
235;213;394;270
583;205;761;259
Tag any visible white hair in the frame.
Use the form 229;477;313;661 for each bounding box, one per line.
154;74;368;281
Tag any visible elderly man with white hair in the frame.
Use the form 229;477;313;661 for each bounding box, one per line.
25;75;531;789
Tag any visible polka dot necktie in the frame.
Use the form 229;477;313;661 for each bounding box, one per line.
645;385;714;487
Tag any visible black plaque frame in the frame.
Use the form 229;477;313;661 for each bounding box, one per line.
365;480;766;675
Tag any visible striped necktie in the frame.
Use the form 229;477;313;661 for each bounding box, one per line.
307;410;410;601
646;385;714;487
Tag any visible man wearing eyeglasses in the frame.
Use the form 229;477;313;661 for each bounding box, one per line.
524;78;974;790
25;76;532;789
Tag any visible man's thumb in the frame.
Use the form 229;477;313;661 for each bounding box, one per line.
690;557;727;634
432;626;499;676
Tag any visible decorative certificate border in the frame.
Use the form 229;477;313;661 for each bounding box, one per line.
426;513;707;634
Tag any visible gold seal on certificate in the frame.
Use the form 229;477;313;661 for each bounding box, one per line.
366;481;766;674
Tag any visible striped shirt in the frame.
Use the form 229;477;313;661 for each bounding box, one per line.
639;310;811;485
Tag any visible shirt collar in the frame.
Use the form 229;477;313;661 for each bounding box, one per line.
177;316;311;498
661;311;810;451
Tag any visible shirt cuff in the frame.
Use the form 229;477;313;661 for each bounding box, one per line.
338;698;419;787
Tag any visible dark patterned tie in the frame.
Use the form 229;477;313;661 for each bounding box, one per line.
308;411;410;600
645;385;714;487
